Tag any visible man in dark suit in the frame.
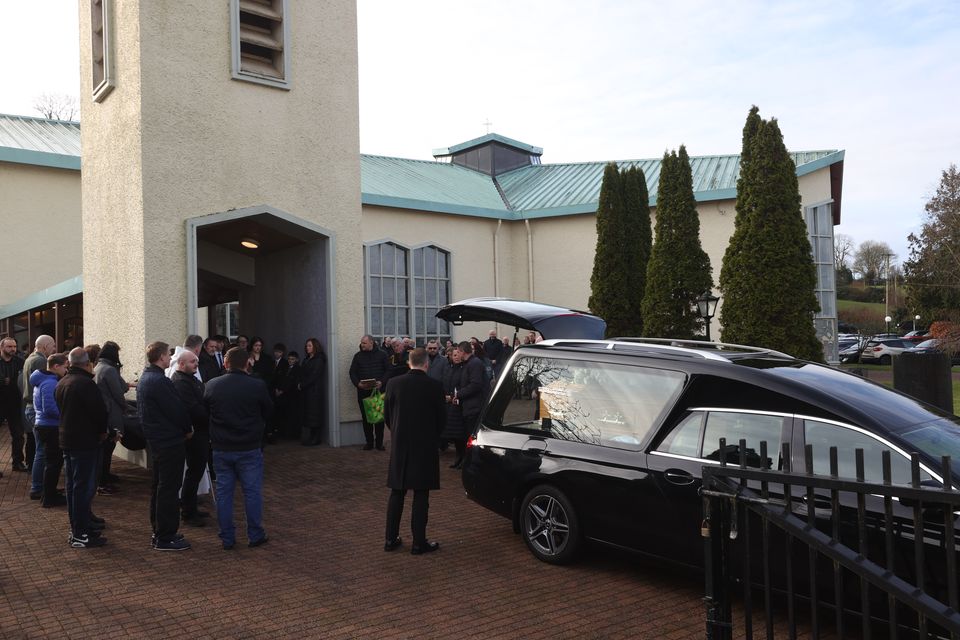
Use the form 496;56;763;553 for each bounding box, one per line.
198;338;222;382
383;347;446;555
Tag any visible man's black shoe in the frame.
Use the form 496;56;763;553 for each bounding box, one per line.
12;462;28;472
411;540;440;555
90;514;105;524
249;535;269;548
384;536;402;552
362;443;374;451
376;445;386;451
41;494;68;508
30;492;42;500
89;521;106;531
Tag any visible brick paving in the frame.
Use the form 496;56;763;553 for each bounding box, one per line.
0;428;805;639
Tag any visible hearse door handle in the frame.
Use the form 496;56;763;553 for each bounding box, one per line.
664;469;695;486
521;440;547;454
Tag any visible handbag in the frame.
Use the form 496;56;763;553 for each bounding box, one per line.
362;389;385;424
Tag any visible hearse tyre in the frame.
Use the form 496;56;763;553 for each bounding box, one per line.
520;484;581;564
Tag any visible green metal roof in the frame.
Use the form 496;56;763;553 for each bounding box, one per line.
0;113;81;170
432;133;543;157
498;150;843;217
361;155;509;218
0;116;843;221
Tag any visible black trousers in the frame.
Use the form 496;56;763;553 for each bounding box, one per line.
385;488;429;545
181;429;209;516
149;444;186;541
37;427;63;503
99;436;116;484
0;397;24;464
357;391;384;446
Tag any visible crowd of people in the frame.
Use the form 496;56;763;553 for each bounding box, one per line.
0;327;540;556
0;332;327;551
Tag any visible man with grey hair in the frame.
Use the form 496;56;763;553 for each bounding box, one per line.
24;335;57;497
171;349;210;527
55;347;109;548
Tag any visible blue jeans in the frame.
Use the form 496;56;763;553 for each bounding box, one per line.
63;448;100;537
24;406;43;493
213;449;265;546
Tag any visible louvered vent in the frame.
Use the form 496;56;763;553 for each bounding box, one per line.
91;0;114;100
238;0;285;81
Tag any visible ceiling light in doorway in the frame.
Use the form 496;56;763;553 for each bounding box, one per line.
240;238;259;250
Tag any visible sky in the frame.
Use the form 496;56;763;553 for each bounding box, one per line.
3;0;959;263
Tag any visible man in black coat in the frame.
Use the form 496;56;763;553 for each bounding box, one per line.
348;334;389;451
55;348;109;548
204;347;273;550
455;341;486;434
383;348;446;555
0;337;26;473
198;338;222;382
171;350;210;527
138;341;193;551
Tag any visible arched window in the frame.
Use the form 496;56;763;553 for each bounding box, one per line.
364;242;451;345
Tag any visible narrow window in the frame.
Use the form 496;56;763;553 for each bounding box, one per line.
91;0;115;101
365;242;410;343
231;0;290;88
412;246;451;345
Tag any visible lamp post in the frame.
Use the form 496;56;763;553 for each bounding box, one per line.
914;314;920;332
696;291;720;342
885;315;892;335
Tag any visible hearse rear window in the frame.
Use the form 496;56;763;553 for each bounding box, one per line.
486;356;685;449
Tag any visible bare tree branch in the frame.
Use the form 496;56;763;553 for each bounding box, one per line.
32;93;79;121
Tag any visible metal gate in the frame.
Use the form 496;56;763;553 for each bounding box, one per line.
701;438;960;639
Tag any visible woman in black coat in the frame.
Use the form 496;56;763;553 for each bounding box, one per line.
439;348;467;468
298;338;327;446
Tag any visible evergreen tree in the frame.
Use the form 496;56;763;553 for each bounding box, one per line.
641;147;713;338
904;164;960;317
589;163;630;333
617;165;652;336
719;107;823;362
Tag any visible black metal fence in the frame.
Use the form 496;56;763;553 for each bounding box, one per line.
701;438;960;639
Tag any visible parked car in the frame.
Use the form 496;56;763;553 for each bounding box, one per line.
439;298;960;627
902;329;932;342
838;336;868;363
859;337;913;364
907;338;960;366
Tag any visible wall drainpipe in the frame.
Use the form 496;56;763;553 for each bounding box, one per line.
524;219;534;300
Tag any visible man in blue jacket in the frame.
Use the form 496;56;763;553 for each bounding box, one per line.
204;347;273;550
31;352;69;507
138;341;193;551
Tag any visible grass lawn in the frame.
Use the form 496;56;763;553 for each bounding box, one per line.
838;363;960;415
837;299;887;314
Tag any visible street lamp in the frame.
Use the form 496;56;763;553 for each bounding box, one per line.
696;291;720;342
885;315;892;335
914;314;921;332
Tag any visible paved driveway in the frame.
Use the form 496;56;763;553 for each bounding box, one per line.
0;431;714;639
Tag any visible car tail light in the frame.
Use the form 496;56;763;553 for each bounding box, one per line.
466;435;476;449
872;347;882;352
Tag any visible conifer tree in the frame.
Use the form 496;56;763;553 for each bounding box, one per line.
641;147;713;338
589;163;630;333
719;107;823;362
619;166;652;336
